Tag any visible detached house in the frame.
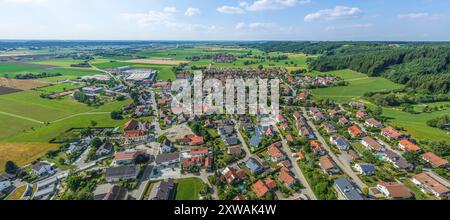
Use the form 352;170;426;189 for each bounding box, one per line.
319;156;340;175
321;122;337;134
354;163;377;176
221;167;246;185
348;125;365;138
412;173;450;197
361;136;385;152
311;141;327;155
330;135;350;151
377;182;413;200
381;127;407;141
365;118;383;129
278;171;297;188
268;142;286;162
421;152;449;168
32;162;55;177
398;140;422;152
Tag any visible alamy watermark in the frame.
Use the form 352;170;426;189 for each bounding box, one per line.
170;73;280;116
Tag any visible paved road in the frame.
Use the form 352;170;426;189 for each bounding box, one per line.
273;125;318;200
301;107;368;192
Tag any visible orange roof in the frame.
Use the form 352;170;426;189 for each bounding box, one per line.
422;152;449;167
378;181;412;199
399;140;422;152
252;180;269;198
414;173;449;195
268;145;283;159
319;156;336;170
190;147;209;156
348;125;363;136
278;171;296;186
382;127;405;139
264;178;277;190
115;152;136;160
187;135;204;145
125;130;146;138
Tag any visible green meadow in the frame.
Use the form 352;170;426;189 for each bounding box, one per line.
175;178;205;200
310;69;403;103
36;83;79;93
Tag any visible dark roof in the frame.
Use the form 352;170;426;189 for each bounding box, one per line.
156;152;180;164
334;178;365;200
105;166;138;179
32;162;51;171
104;185;127;200
153;179;175;200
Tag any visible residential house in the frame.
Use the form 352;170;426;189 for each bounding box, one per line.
354;163;377;176
218;126;235;137
311;141;326;155
334;178;365;200
268;142;286;163
246;158;263;174
313;112;326;122
252;180;269;198
151;179;175;200
275;114;287;123
299;127;315;140
384;150;413;171
338;117;350;126
319;156;340;174
114;150;143;165
348;150;361;161
356;110;368;119
377;182;413;200
421;152;449;168
361;136;385;152
330;135;350;151
181;148;213;171
155;152;180;168
278;171;297;188
322;122;337;134
160;139;175;154
398;140;422;152
228;146;243;156
0;179;11;192
381;127;407;141
412;173;450;197
221;167;246;185
365;118;383;129
225;137;240;146
32;162;55;177
96;142;113;158
348;125;365;138
105;166;140;182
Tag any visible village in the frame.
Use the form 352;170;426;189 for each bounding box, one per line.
1;63;449;201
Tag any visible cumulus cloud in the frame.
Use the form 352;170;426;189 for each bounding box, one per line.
304;6;362;22
398;12;429;19
217;6;245;14
235;22;279;31
185;7;201;16
218;0;309;14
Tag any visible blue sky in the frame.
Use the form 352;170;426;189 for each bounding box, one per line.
0;0;449;41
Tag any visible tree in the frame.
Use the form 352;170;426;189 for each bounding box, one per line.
91;137;103;149
135;154;150;165
5;161;18;174
90;120;98;127
111;111;123;120
374;106;383;116
157;135;168;144
258;64;264;70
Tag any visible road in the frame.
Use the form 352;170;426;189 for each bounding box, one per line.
273;125;318;200
301;107;368;192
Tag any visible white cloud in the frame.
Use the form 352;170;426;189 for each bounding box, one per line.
185;7;201;16
235;22;277;31
217;6;245;14
304;6;362;22
398;12;429;19
163;7;177;13
218;0;309;14
325;23;372;31
122;10;174;27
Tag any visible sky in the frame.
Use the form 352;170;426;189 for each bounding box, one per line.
0;0;450;41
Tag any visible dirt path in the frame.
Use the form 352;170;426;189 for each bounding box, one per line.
0;111;44;124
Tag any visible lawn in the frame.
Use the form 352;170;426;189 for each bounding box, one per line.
5;185;27;200
311;69;403;103
175;177;205;200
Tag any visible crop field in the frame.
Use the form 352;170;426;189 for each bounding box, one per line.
0;78;49;90
310;69;403;103
175;177;205;200
0;142;58;172
0;63;47;76
123;58;189;65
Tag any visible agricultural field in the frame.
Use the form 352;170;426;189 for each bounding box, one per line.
0;63;47;76
175;177;205;200
0;143;58;172
28;58;85;68
310;69;404;103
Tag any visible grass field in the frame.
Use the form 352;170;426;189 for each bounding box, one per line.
36;83;78;93
361;101;450;142
0;63;46;76
29;58;84;67
5;185;27;200
175;177;205;200
310;69;403;103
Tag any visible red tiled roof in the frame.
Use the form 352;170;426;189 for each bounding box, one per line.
252;180;269;198
422;152;449;167
399;140;422;152
278;171;296;186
